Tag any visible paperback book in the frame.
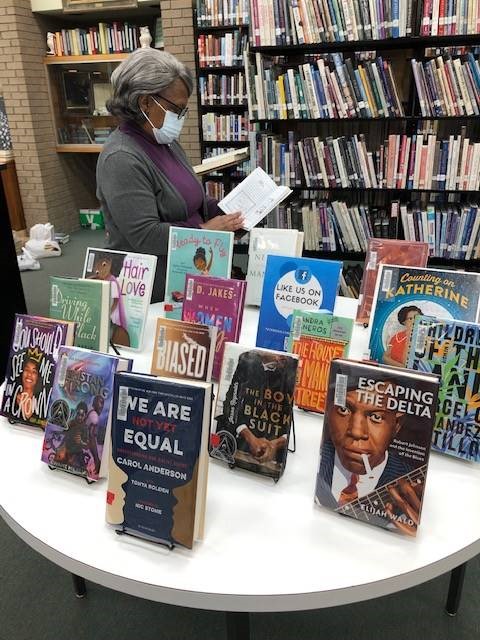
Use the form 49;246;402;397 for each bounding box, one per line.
407;316;480;463
82;248;157;350
356;239;429;326
182;274;246;379
1;315;76;428
315;359;440;536
211;342;298;480
164;227;234;320
49;276;111;352
218;167;292;230
245;228;304;306
286;311;353;413
41;347;132;481
150;317;217;382
368;265;480;367
256;255;342;351
106;372;213;549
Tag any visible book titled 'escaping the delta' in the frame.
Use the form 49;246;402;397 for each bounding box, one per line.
315;359;439;536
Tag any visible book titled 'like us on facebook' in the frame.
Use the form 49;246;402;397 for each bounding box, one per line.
256;255;342;352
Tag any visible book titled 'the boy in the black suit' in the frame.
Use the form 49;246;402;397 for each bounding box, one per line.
315;359;439;536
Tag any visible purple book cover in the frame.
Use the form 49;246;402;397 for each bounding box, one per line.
182;274;246;380
41;346;132;481
1;314;76;429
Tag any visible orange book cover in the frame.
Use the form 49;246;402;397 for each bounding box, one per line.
287;311;353;413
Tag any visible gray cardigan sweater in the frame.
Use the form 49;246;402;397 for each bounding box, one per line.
96;128;212;302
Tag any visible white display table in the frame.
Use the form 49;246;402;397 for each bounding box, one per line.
0;298;479;638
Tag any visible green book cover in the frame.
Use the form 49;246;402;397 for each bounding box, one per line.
49;277;110;352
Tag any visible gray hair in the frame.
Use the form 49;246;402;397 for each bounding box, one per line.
107;48;194;123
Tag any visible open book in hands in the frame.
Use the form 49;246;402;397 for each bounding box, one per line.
218;167;292;231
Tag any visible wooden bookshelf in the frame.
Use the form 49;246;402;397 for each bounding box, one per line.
44;54;129;64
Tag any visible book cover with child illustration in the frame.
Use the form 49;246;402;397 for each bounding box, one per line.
164;227;234;320
83;248;157;350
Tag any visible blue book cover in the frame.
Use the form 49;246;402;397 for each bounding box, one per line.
164;227;234;320
368;265;480;367
407;316;480;462
256;255;342;351
106;372;212;549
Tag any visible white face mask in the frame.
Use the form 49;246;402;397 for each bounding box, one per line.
142;96;186;144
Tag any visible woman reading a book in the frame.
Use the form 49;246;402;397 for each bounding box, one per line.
97;48;244;302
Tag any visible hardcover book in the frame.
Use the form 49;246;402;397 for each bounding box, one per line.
82;248;157;350
106;372;213;549
41;347;132;482
164;227;234;320
407;316;480;463
315;358;439;536
182;274;246;379
49;276;111;352
286;311;353;413
356;239;429;326
368;265;480;367
150;317;217;382
245;228;304;306
211;342;299;480
1;315;76;428
256;255;342;351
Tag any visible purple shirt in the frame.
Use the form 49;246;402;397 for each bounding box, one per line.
120;122;221;227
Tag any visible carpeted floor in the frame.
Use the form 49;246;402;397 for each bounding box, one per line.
6;229;478;640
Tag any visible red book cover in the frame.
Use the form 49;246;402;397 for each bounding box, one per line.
182;275;246;380
356;238;429;326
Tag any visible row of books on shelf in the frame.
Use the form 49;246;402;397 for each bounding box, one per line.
48;20;161;57
246;52;404;120
249;0;480;46
413;53;480;117
202;112;250;140
196;0;250;25
199;73;248;105
197;32;248;67
251;130;480;191
281;198;480;260
4;230;480;544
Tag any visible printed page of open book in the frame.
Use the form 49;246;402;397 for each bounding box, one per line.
218;167;292;231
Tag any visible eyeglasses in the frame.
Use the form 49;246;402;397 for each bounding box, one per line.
153;94;189;119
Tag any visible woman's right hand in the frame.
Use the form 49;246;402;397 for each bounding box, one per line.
200;212;244;232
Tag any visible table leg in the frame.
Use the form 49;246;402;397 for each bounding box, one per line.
225;612;250;640
445;562;467;616
71;574;87;599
